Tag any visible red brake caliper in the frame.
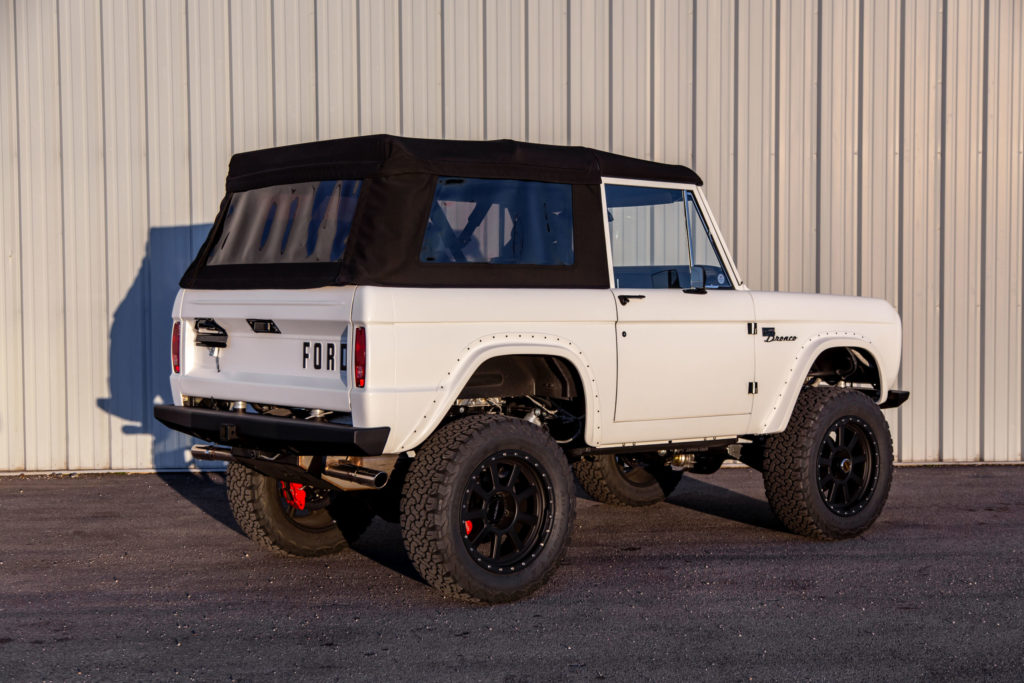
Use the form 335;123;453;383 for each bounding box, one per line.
280;481;307;511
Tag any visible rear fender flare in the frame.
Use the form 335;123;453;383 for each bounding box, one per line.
398;333;603;452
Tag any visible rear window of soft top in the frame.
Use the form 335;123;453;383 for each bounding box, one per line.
207;180;362;265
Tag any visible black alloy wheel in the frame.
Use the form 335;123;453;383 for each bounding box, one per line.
401;414;576;603
816;416;880;516
762;386;894;540
460;450;555;574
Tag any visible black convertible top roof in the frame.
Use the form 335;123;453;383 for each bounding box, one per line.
226;134;702;191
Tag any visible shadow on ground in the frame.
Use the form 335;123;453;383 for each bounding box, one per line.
666;474;787;533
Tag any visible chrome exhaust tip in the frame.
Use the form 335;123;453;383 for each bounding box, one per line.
323;463;389;489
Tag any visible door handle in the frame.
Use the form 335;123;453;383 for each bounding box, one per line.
617;294;647;305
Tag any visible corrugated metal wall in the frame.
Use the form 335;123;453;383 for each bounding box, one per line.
1;0;1022;471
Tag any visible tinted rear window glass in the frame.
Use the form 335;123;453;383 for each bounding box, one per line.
208;180;362;265
420;177;574;265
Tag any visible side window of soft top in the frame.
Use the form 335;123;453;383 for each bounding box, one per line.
419;177;575;266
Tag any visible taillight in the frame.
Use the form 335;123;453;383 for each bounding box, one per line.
353;326;366;388
171;321;181;374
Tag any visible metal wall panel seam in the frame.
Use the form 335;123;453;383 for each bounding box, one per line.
0;0;26;471
970;0;987;462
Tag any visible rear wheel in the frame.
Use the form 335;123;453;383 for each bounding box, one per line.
401;414;575;603
572;453;682;506
763;387;893;539
226;462;374;557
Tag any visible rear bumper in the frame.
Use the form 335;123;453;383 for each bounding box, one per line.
154;405;390;456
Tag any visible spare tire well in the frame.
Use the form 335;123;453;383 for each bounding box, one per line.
805;347;881;399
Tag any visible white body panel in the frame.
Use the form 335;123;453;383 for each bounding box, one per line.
168;185;904;456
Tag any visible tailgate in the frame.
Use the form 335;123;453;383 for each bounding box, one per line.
176;287;356;412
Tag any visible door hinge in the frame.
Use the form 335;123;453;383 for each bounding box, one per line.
748;381;758;394
747;322;758;335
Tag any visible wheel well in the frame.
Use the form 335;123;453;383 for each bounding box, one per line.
458;354;583;401
805;346;881;398
453;354;587;445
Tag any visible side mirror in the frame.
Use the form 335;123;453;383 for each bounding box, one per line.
684;266;707;295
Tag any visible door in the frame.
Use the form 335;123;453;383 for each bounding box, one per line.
606;182;756;427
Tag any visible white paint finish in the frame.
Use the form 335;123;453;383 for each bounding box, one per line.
0;0;25;471
174;287;356;413
775;0;817;295
442;0;482;138
353;286;618;452
613;289;755;425
315;0;359;140
58;0;110;470
402;0;442;138
357;0;401;135
273;0;318;146
16;0;68;471
230;0;275;152
101;0;150;471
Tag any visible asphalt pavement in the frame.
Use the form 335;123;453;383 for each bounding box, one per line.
1;465;1022;681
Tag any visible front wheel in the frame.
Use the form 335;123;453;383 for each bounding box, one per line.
226;462;374;557
763;387;893;540
400;414;576;603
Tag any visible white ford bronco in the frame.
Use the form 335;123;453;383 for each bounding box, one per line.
156;135;909;603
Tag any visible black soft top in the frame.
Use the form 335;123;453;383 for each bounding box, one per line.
182;135;702;290
226;134;702;191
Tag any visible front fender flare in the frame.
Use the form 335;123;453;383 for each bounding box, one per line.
758;334;892;435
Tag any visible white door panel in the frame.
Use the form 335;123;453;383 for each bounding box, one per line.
613;289;756;424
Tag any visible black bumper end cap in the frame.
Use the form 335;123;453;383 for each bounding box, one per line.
879;389;910;409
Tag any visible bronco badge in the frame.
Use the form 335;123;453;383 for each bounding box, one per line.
762;327;797;343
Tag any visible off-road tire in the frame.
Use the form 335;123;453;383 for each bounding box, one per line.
400;414;576;603
763;387;893;540
572;453;682;506
226;462;374;557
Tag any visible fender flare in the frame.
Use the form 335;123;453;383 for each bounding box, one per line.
396;333;604;453
758;333;892;434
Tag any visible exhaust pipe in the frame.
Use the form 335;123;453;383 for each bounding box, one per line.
324;463;389;489
190;444;235;462
190;444;388;490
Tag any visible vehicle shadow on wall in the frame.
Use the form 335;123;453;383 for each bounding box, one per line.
96;224;238;532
